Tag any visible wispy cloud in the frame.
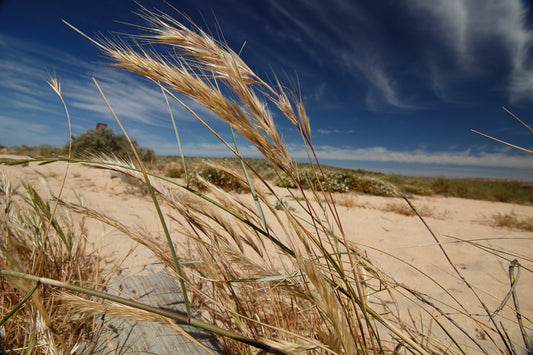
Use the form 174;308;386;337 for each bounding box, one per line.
407;0;533;103
269;0;423;110
65;68;171;127
270;0;533;107
0;33;220;136
316;129;355;135
361;63;419;110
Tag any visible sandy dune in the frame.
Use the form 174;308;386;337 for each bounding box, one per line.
2;156;532;353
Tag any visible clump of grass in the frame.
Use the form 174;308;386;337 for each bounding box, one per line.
52;8;532;353
382;201;437;218
61;8;432;352
0;174;100;353
333;193;362;208
383;201;418;216
491;212;533;232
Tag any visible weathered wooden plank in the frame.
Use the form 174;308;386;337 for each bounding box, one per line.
83;264;225;355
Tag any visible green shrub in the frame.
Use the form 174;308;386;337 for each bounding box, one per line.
67;127;155;163
191;167;249;193
274;169;396;196
274;173;298;188
321;172;355;192
352;176;397;197
166;166;184;178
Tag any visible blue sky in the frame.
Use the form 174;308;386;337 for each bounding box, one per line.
1;0;533;180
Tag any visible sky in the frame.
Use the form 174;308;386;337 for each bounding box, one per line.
1;0;533;180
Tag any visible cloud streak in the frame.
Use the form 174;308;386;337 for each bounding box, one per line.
147;137;533;171
270;0;417;110
269;0;533;108
0;34;220;133
289;145;533;169
407;0;533;103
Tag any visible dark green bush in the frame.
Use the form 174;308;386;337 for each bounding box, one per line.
166;167;184;178
67;127;155;163
191;167;249;193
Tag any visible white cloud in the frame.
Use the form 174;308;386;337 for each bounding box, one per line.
288;145;533;169
407;0;533;103
316;128;355;135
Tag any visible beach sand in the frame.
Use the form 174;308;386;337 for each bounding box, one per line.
2;156;532;353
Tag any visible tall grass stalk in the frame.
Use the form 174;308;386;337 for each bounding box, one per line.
92;77;192;317
161;82;190;187
33;75;72;276
230;124;269;232
472;107;533;154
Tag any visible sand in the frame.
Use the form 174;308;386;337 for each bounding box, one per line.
2;155;532;354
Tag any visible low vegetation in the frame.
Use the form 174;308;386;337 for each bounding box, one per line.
4;147;532;204
0;174;99;352
491;212;533;232
2;127;155;163
69;127;155;163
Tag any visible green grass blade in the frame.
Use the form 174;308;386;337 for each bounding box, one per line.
23;183;69;248
230;124;268;232
161;84;189;187
92;78;191;317
0;282;39;327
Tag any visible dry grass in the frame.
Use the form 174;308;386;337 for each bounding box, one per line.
330;193;362;208
0;173;101;353
491;212;533;232
382;201;440;218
